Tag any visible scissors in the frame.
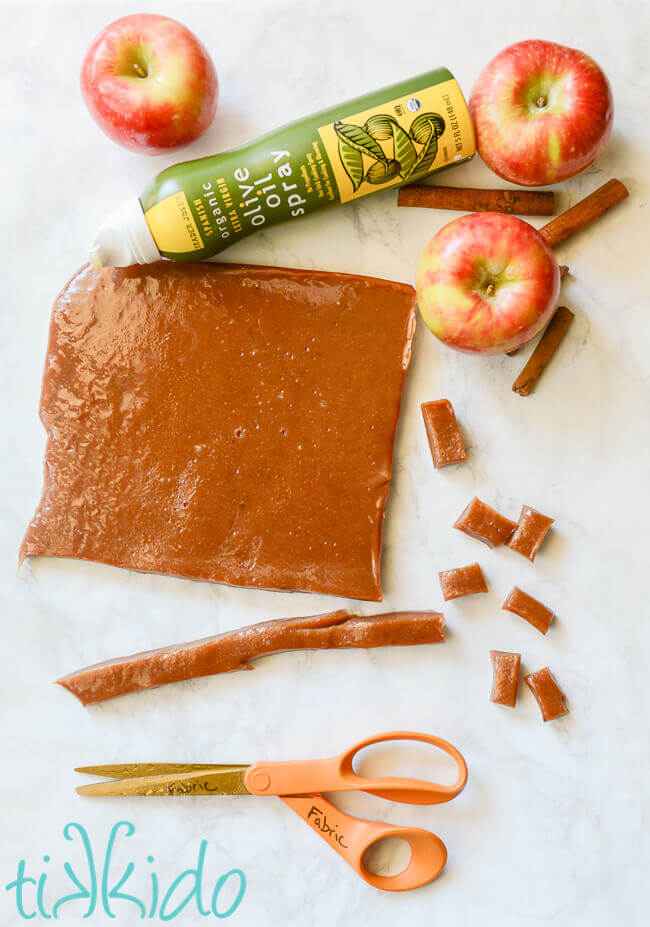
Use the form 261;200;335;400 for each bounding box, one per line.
76;730;467;892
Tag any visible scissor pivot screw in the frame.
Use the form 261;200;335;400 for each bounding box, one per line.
251;771;271;792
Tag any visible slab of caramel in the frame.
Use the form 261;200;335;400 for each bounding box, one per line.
20;262;417;601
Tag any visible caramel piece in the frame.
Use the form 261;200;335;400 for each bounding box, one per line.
524;667;568;722
421;399;467;468
453;497;517;548
490;650;521;707
57;610;445;705
438;563;487;601
502;587;554;634
507;505;554;561
20;263;417;601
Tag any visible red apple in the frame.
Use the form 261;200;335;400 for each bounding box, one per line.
416;212;560;354
81;14;218;154
470;40;613;186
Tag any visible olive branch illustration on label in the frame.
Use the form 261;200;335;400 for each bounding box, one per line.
333;112;445;192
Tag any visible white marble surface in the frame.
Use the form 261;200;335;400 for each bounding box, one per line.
2;0;649;923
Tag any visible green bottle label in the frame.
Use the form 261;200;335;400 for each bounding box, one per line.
140;69;475;261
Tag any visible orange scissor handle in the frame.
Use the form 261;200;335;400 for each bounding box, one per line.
245;731;467;805
280;793;448;891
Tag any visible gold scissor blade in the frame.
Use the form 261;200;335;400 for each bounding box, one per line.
75;763;246;779
76;766;251;798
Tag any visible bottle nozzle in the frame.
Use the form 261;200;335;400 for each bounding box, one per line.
89;197;160;268
88;248;106;268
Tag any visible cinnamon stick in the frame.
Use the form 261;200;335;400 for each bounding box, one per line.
512;306;575;396
540;179;628;248
398;184;555;216
506;265;569;356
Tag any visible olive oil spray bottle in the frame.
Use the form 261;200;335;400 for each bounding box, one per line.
90;69;475;266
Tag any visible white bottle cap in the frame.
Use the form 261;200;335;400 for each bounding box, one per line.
89;196;161;268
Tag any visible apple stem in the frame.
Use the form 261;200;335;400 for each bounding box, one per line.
486;283;495;296
536;96;547;108
133;62;147;78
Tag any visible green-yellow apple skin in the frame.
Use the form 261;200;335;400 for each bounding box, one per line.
470;39;613;186
417;212;560;355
